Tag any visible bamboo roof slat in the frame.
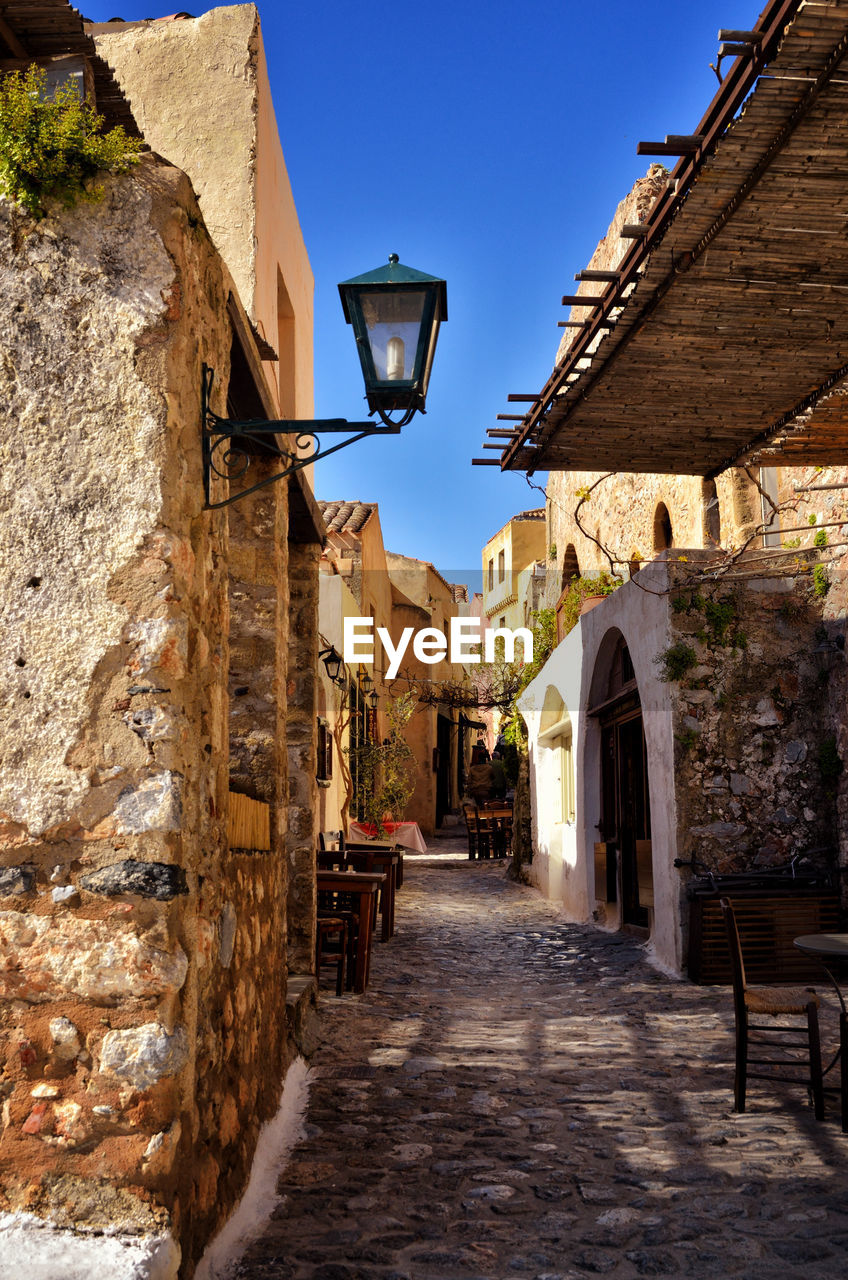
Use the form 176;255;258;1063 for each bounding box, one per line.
493;0;848;477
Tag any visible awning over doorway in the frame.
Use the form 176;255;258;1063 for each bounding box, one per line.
488;0;848;479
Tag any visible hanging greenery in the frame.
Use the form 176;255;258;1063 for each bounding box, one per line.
0;66;142;218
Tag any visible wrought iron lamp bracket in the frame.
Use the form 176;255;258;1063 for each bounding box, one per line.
201;364;399;509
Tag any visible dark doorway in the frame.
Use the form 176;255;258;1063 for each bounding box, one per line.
436;714;452;828
594;638;653;933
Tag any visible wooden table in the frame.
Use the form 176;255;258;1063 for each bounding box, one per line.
794;933;848;1132
345;848;400;941
349;820;427;854
345;838;405;888
317;869;384;993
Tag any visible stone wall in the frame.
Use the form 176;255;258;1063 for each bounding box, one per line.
663;560;837;878
0;158;312;1275
285;538;319;973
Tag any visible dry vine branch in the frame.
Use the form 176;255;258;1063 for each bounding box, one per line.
529;469;846;600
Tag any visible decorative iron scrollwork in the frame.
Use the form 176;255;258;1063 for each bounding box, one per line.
201;364;397;509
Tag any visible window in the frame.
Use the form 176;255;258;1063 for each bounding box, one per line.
316;717;332;787
498;549;505;582
653;502;673;552
556;734;576;824
487;558;494;591
499;615;506;630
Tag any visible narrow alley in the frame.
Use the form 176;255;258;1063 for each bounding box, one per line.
233;836;848;1280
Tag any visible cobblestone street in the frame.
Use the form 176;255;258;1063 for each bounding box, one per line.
234;835;848;1280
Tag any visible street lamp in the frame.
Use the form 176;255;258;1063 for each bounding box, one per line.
319;646;344;686
202;254;447;508
359;671;373;696
339;255;448;427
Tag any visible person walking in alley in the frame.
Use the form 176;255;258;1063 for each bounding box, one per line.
467;743;495;807
490;749;507;799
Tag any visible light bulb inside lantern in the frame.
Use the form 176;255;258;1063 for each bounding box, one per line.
386;335;405;380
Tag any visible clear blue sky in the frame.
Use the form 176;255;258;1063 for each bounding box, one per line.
84;0;760;586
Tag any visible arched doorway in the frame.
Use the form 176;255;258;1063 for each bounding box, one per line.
590;632;654;934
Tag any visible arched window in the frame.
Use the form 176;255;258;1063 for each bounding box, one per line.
539;688;575;824
653;502;673;552
561;543;580;588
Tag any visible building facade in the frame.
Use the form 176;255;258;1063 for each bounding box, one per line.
0;6;323;1275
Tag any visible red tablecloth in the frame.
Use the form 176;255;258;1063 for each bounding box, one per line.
348;820;428;853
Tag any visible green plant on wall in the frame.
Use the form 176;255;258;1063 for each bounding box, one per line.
655;640;697;683
0;66;142;218
557;572;622;641
813;564;830;598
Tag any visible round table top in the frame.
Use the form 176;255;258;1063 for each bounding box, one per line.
794;933;848;960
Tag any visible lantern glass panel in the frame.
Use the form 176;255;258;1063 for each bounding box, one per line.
358;289;428;383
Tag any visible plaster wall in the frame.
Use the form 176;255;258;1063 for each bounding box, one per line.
521;566;681;971
519;625;584;913
91;6;314;421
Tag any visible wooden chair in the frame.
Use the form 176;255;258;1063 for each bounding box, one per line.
318;830;344;852
461;804;479;859
315;916;347;996
474;807;496;859
484;805;513;858
720;898;824;1119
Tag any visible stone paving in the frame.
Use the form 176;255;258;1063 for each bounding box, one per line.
234;833;848;1280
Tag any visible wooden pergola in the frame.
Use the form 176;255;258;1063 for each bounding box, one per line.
481;0;848;478
0;1;140;135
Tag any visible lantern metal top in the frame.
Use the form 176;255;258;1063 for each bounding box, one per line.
339;255;448;322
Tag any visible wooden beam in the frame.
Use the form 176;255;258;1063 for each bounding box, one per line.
471;458;502;465
562;294;605;306
621;224;650;238
0;15;28;58
486;429;518;437
507;394;539;402
574;270;620;282
637;135;703;156
718;29;763;44
496;414;524;421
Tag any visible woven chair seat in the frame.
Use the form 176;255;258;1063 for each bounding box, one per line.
745;985;819;1016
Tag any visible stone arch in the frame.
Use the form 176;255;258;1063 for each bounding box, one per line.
540;686;570;736
587;627;628;708
653;502;673;552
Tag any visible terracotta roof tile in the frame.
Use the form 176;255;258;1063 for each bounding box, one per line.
317;501;376;534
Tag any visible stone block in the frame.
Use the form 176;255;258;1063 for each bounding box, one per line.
49;1017;82;1061
99;1022;189;1091
110;773;182;835
0;913;188;1003
80;859;187;901
0;865;35;895
127;617;189;680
